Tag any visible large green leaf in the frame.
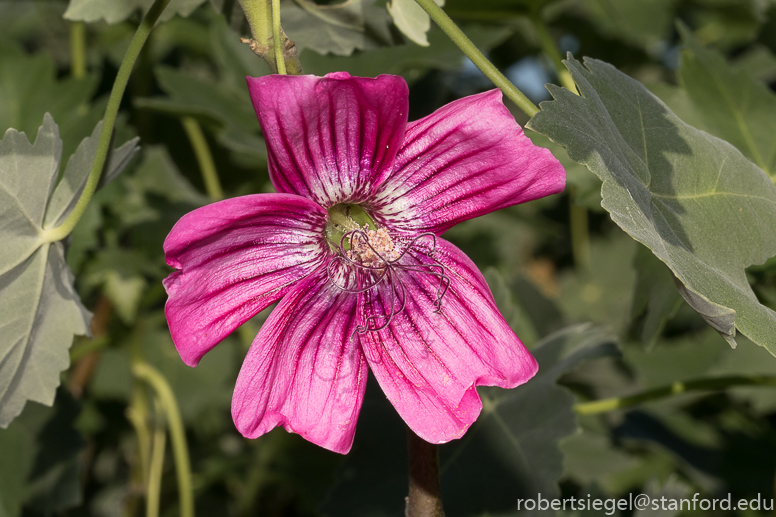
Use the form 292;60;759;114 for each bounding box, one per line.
0;115;138;427
322;325;618;516
678;24;776;180
527;56;776;354
63;0;208;24
282;0;394;56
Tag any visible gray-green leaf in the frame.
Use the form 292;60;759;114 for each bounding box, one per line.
678;24;776;179
282;0;394;56
63;0;207;24
0;115;137;427
387;0;443;47
527;56;776;354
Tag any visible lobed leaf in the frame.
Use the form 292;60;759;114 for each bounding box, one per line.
678;24;776;180
63;0;208;24
386;0;443;47
282;0;394;56
0;115;138;427
527;56;776;354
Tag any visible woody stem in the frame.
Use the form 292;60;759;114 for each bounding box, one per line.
406;428;444;517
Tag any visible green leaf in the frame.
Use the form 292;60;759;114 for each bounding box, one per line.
63;0;208;24
387;0;443;47
439;325;618;514
527;56;776;354
631;245;682;349
322;325;618;516
0;389;86;517
0;45;102;164
678;24;776;179
0;115;137;428
579;0;677;49
0;116;90;428
300;24;511;81
282;0;394;56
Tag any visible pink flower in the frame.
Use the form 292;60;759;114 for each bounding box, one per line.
163;72;565;453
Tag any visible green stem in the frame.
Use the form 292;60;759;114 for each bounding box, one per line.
133;362;194;517
70;21;87;79
40;0;171;243
569;188;590;272
146;400;167;517
575;375;776;415
413;0;538;118
238;0;271;47
181;117;224;201
127;387;153;486
530;14;576;93
271;0;286;75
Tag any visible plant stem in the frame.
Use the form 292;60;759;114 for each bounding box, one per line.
238;0;271;47
181;117;224;201
406;428;444;517
70;21;87;79
41;0;171;243
271;0;286;75
133;362;195;517
569;189;591;272
530;14;576;93
413;0;538;118
575;375;776;415
146;400;167;517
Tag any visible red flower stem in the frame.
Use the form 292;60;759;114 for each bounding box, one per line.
406;428;444;517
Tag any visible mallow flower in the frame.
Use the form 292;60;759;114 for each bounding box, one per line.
163;72;565;454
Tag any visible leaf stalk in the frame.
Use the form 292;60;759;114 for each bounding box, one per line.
40;0;172;244
181;117;224;201
412;0;539;118
575;375;776;415
133;362;195;517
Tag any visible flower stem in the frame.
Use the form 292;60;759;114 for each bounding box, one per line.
40;0;172;244
413;0;538;118
181;117;224;201
70;21;87;79
406;428;444;517
146;400;167;517
530;14;576;93
574;375;776;415
133;362;195;517
271;0;286;75
238;0;302;74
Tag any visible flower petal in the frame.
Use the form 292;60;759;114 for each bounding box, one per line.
232;265;368;454
164;194;328;367
371;89;566;234
357;237;538;443
247;73;409;207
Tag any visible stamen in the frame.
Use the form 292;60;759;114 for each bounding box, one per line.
326;226;452;334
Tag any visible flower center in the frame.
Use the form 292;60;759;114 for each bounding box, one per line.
325;209;452;337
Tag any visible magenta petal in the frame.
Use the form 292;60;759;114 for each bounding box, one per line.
247;73;409;207
372;89;566;234
163;194;328;367
232;265;368;454
357;238;538;443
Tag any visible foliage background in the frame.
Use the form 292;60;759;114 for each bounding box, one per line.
1;0;776;515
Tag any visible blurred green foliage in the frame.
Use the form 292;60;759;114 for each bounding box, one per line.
1;0;776;516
